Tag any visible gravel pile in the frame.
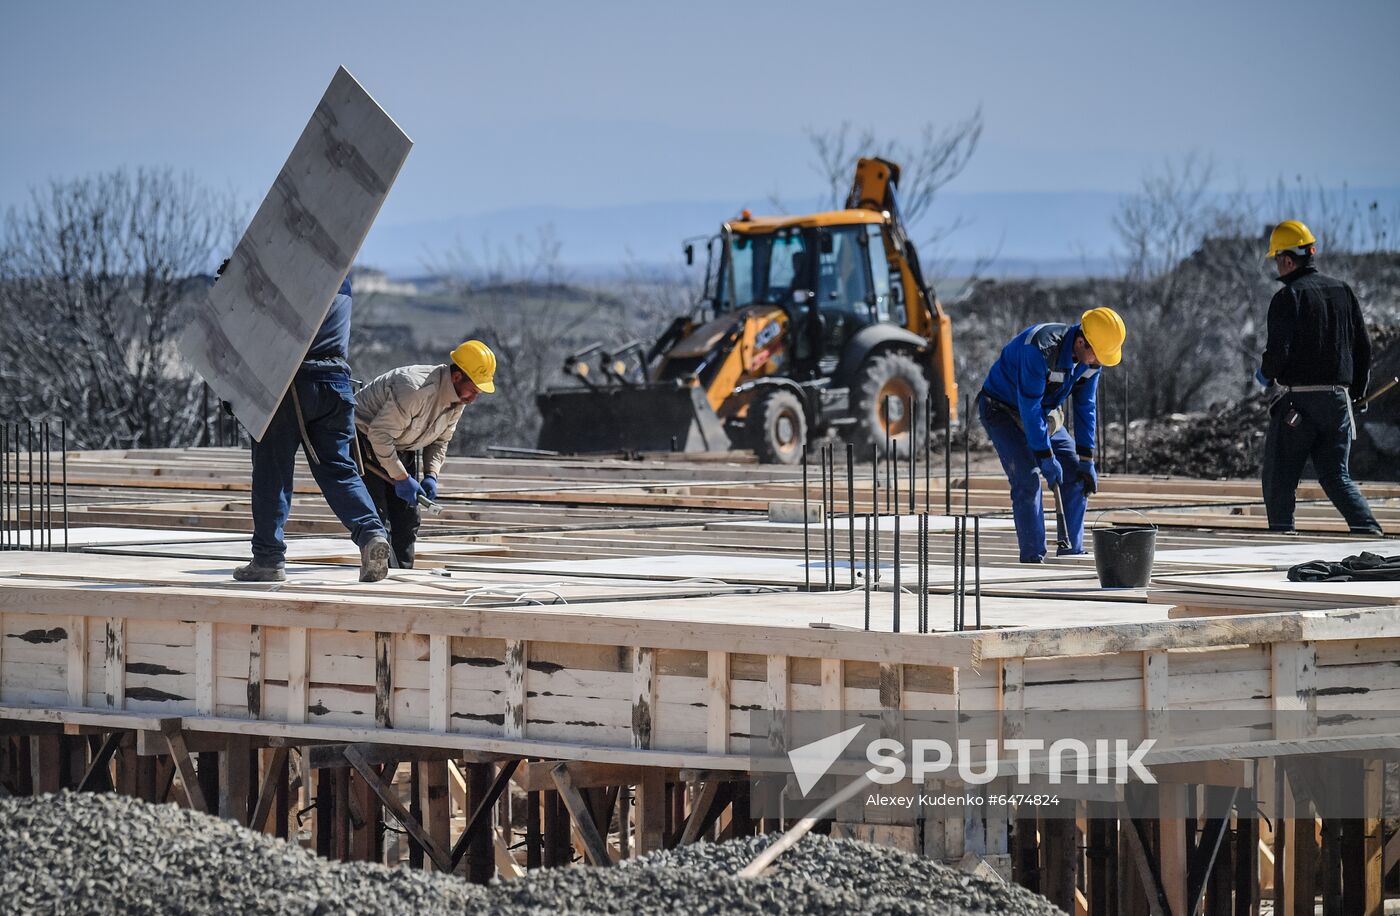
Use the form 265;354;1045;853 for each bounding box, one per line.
1;792;1062;915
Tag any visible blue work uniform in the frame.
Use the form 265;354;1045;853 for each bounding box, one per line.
977;323;1100;562
248;276;387;566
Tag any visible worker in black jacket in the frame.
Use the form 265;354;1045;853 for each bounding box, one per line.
1256;219;1382;535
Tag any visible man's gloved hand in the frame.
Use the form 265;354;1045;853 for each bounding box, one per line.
1037;454;1063;487
422;475;438;501
393;475;424;505
1078;459;1099;495
1254;368;1269;388
1354;398;1369;415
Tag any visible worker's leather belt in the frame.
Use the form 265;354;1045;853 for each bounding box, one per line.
1276;384;1357;440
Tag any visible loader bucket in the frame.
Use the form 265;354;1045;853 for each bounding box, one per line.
536;384;733;454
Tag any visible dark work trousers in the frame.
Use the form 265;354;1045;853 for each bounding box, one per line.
1261;388;1379;532
250;367;386;566
978;393;1090;562
360;441;421;569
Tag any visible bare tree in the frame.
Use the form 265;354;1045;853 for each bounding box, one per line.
807;109;983;230
0;168;239;447
424;226;635;452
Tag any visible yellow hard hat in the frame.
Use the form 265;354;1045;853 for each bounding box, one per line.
1080;307;1126;367
1266;219;1317;258
450;340;497;394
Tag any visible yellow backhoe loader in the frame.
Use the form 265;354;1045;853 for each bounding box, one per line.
536;157;958;463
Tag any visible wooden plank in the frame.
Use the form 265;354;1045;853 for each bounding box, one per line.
707;651;729;754
1361;759;1384;916
66;615;87;706
194;621;214;715
765;655;788;756
374;632;392;728
504;640;526;739
104;617;125;709
1142;649;1167;738
635;767;666;855
219;735;252;825
246;625;264;719
551;763;614;867
820;658;843;711
1157;784;1188;916
428;634;449;732
287;627;308;724
177;66;413;439
1271;641;1316;740
250;746;289;834
161;721;208;813
631;646;655;750
343;744;451;872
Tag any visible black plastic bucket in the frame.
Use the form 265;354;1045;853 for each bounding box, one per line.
1092;524;1158;588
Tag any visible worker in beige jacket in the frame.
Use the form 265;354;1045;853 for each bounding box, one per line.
355;340;497;567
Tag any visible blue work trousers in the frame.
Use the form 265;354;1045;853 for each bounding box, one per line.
978;393;1089;563
250;369;385;565
1261;389;1378;532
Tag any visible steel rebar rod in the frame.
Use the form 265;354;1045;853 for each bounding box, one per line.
951;516;961;631
863;515;871;631
61;419;68;552
1;423;7;550
871;445;880;584
801;445;810;592
892;513;900;633
943;397;952;515
908;397;916;515
828;445;837;590
924;398;931;515
974;515;981;630
963;394;970;514
1122;367;1129;475
846;443;855;589
42;422;51;551
819;446;829;590
27;421;34;549
884;397;892;514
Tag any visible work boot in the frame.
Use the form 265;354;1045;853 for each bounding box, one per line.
359;534;391;583
233;561;286;583
1351;524;1384;537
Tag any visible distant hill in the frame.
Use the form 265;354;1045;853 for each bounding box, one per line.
357;187;1400;280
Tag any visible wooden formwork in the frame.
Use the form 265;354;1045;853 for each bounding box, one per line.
3;448;1400;913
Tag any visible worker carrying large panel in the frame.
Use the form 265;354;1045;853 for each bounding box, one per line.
977;308;1126;563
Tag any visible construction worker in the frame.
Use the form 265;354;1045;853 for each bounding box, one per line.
355;340;497;568
234;272;392;583
977;308;1126;563
1256;220;1381;535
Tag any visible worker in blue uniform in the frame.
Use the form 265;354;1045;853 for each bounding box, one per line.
977;308;1126;563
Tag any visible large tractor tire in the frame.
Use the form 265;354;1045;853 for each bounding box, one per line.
751;389;807;465
850;350;930;459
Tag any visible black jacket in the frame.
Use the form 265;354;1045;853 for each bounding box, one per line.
1261;265;1371;401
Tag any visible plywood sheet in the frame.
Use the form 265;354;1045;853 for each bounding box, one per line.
447;553;1100;588
1153;539;1394;570
178;66;412;438
1151;570;1400;606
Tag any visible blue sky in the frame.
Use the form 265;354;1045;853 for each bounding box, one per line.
3;0;1398;270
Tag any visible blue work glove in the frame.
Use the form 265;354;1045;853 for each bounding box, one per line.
1037;454;1063;487
1078;459;1098;495
393;475;424;505
1254;368;1269;388
421;475;438;501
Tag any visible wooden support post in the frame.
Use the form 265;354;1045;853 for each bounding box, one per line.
420;760;451;869
1121;813;1169;916
635;768;667;856
552;763;614;867
218;735;252;825
343;746;449;871
333;765;351;861
1041;813;1078;914
679;779;723;846
250;747;289;834
1013;811;1041;893
76;733;122;792
1360;758;1384;916
1086;802;1115;916
449;759;520;876
1233;784;1258;916
820;658;843;712
465;762;495;882
29;735;61;794
314;768;333;858
1157;784;1189;916
161;721;208;814
542;790;570;867
197;751;219;812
